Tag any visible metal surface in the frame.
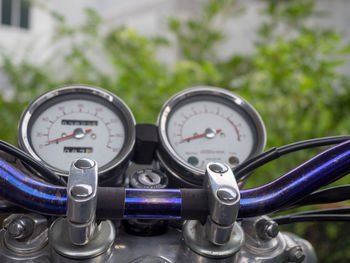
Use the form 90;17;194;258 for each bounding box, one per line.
156;86;267;186
67;158;97;224
129;169;169;189
111;227;238;263
49;218;115;261
67;158;98;245
17;85;136;179
205;162;240;226
182;162;243;254
5;217;33;240
0;214;49;262
183;220;244;258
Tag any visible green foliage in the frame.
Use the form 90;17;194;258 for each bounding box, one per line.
0;1;350;262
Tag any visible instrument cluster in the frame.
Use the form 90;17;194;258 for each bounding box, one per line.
18;85;266;186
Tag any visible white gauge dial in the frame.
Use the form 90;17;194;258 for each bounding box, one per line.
30;99;125;172
167;100;253;170
18;85;136;179
157;86;266;186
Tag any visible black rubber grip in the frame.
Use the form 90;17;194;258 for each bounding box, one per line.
180;188;208;222
96;187;125;219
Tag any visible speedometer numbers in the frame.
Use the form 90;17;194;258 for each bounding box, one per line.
157;87;266;186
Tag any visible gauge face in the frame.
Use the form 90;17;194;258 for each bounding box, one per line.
18;86;136;177
167;100;254;170
157;86;266;185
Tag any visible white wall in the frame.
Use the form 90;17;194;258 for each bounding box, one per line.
0;0;349;70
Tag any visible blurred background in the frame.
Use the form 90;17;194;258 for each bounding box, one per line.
0;0;350;261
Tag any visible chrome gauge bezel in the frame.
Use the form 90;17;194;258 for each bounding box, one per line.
18;85;136;179
156;86;266;186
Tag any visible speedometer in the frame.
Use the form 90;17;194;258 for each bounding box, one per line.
157;86;266;186
18;85;135;183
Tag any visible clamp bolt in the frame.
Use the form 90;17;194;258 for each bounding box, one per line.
217;188;238;202
209;163;228;173
71;184;93;199
74;158;95;169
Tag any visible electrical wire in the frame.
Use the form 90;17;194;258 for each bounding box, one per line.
234;135;350;180
0;140;66;186
288;185;350;208
0;200;26;214
294;207;350;215
273;214;350;225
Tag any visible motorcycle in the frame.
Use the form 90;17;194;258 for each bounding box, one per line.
0;84;349;262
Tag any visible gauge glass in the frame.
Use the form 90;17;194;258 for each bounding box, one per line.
19;86;135;177
157;86;266;185
167;100;254;170
30;99;124;172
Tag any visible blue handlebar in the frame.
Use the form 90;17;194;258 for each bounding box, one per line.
0;140;349;219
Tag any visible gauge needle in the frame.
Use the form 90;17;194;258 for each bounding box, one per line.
181;128;222;143
47;128;92;145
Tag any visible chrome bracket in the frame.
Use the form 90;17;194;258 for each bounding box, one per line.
183;162;244;259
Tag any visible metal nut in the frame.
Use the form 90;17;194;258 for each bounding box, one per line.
288;246;305;263
6;218;34;240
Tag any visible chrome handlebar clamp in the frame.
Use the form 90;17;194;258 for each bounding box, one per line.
49;158;115;262
183;162;244;260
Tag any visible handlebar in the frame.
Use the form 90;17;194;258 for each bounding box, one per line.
0;140;349;219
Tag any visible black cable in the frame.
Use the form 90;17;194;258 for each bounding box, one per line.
0;140;66;186
288;185;350;208
294;207;350;215
234;135;350;180
0;200;27;214
273;214;350;225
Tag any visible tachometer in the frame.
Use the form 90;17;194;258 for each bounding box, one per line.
157;86;266;186
18;85;135;183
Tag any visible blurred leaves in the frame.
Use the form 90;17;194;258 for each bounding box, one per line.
0;1;350;261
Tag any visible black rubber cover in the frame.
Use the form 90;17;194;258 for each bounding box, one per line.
96;187;125;219
180;188;208;222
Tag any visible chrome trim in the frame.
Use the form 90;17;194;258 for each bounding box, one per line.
18;85;136;179
156;86;266;186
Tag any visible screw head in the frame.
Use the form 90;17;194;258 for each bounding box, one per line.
217;188;238;202
209;163;228;173
74;158;95;169
71;184;93;198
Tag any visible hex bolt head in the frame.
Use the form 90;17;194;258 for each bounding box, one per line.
71;184;93;199
264;221;279;238
217;188;238;202
288;246;305;263
209;163;228;173
74;158;95;169
7;218;33;240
